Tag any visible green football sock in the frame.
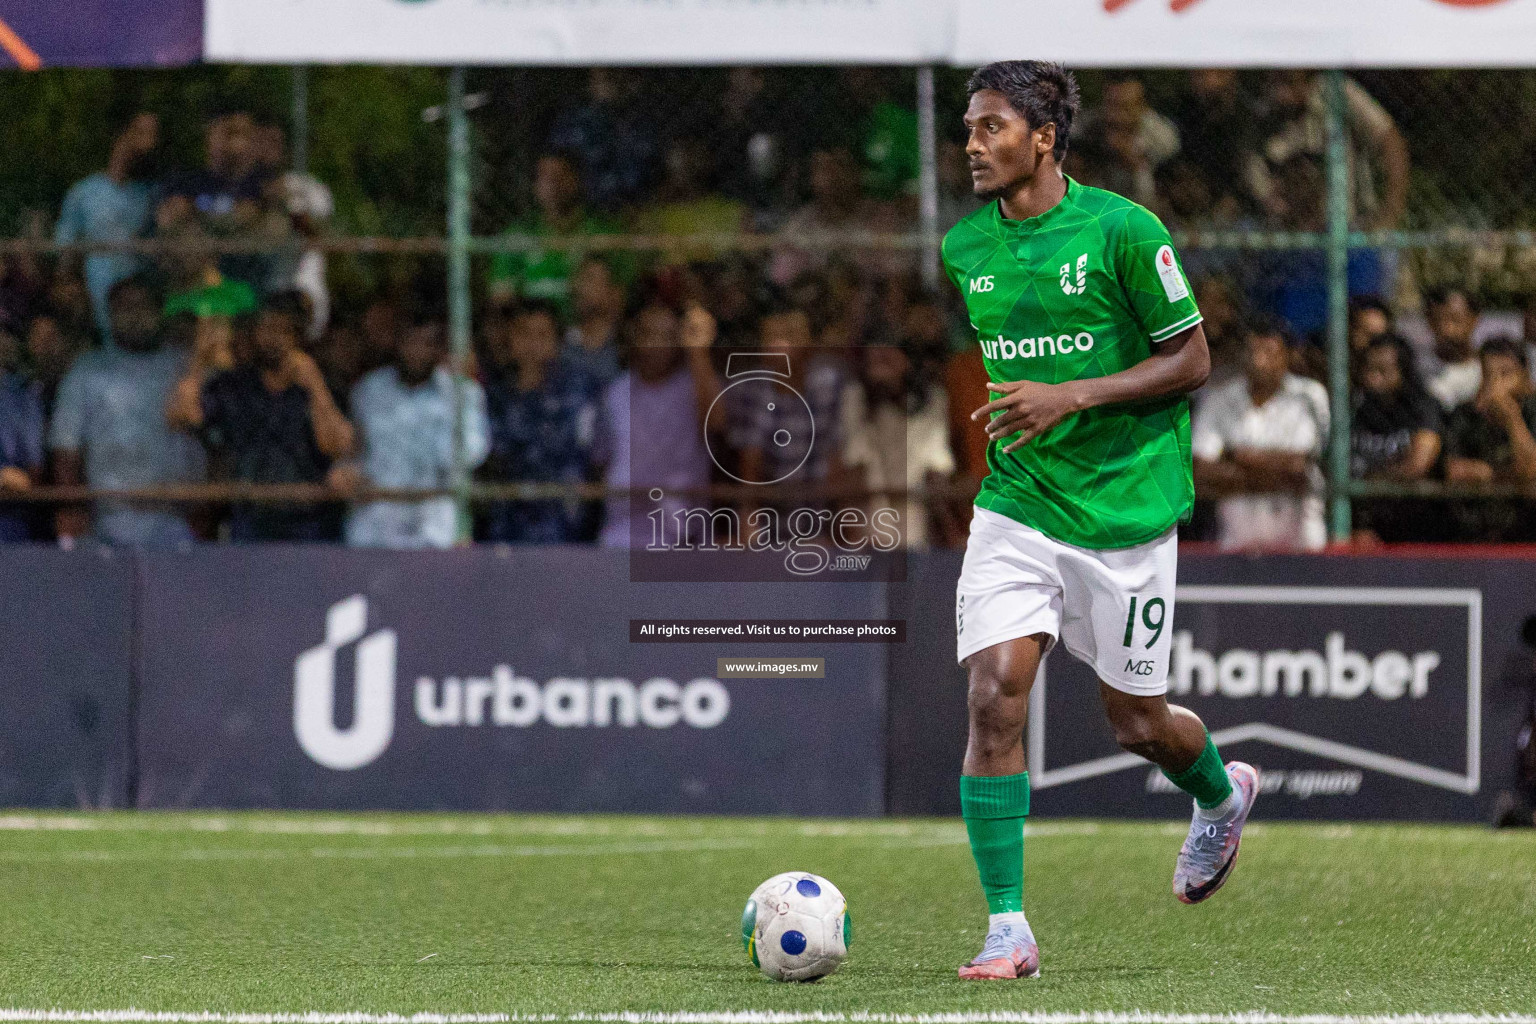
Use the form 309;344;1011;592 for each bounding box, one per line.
1161;733;1233;809
960;772;1030;914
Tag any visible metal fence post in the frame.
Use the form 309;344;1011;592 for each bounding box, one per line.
447;67;473;543
290;65;309;175
917;66;940;293
1323;69;1352;543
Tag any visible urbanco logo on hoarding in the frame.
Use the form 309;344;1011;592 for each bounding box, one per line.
293;596;731;771
294;596;396;771
1028;586;1483;796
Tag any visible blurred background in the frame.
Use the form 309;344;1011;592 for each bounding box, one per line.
4;60;1535;548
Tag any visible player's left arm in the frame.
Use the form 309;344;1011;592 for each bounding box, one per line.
975;206;1209;454
975;325;1209;454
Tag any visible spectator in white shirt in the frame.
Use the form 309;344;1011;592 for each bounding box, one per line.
1193;320;1330;551
1424;287;1482;412
342;317;489;549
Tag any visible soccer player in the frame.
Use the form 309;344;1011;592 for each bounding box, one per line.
943;61;1258;980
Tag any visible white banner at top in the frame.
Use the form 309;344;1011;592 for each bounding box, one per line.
954;0;1536;69
208;0;1536;66
205;0;948;65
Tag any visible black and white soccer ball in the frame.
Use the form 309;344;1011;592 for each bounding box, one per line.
741;871;850;982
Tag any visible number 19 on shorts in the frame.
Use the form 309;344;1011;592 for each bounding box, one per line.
1122;596;1166;650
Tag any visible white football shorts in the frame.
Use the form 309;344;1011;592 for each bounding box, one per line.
955;505;1178;696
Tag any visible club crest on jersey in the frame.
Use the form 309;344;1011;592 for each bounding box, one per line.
1060;253;1088;295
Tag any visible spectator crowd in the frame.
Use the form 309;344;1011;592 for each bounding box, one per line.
0;69;1533;550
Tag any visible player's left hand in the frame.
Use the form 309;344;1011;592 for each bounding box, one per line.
973;379;1084;454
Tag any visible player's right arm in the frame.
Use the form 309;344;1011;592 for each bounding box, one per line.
976;322;1211;455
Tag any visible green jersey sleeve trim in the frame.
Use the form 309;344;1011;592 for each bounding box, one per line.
1147;309;1205;343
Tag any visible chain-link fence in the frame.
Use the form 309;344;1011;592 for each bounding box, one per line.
0;65;1532;549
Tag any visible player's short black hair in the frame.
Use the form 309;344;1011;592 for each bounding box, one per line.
966;61;1081;161
1480;335;1529;369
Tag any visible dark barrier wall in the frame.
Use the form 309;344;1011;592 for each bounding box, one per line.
888;551;1535;822
133;547;887;815
0;548;135;807
0;546;1530;820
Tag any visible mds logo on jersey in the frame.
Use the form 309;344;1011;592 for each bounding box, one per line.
968;275;994;294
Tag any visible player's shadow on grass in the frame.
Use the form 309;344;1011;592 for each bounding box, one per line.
504;958;738;975
515;959;981;983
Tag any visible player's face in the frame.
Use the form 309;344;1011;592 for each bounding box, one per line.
964;90;1048;201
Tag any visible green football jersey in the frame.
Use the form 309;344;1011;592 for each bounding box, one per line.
941;177;1203;549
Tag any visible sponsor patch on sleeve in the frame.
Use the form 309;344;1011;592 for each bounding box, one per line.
1155;244;1190;302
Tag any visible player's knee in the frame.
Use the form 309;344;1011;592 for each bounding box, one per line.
966;668;1027;745
967;682;1021;737
1108;709;1165;759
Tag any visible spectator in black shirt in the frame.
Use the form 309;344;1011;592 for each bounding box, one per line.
168;291;354;541
1351;333;1443;543
1443;337;1536;542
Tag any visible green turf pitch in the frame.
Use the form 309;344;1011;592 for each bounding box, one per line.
0;812;1532;1018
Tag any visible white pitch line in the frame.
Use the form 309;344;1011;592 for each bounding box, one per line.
0;816;1091;842
3;1013;1536;1024
0;838;757;865
0;815;672;838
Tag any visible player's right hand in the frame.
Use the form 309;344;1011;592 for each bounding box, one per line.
973;379;1086;454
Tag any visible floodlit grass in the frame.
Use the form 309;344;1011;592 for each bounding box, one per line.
0;812;1532;1015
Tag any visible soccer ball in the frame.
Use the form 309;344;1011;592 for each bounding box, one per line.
741;871;850;982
